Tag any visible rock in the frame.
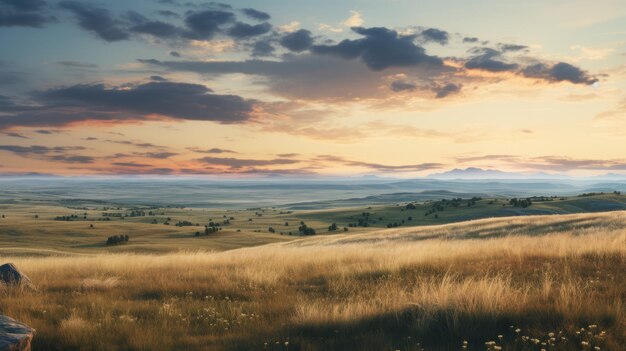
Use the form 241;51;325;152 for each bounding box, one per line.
0;264;33;290
0;315;35;351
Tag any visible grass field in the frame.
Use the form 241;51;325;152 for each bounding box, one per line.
1;211;625;350
1;193;625;255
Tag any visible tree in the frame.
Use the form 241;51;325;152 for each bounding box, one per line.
328;223;338;231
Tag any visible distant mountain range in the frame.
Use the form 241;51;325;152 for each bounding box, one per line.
427;167;626;180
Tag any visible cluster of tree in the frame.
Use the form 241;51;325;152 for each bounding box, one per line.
102;212;123;217
298;222;316;235
509;198;533;208
527;196;557;202
106;235;129;245
347;212;373;227
405;203;417;210
268;227;276;233
578;192;604;197
126;210;147;217
55;214;81;221
175;220;197;227
195;225;220;236
328;223;338;231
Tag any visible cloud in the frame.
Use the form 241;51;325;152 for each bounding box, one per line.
157;10;180;18
456;154;626;172
197;156;299;168
183;9;235;40
278;21;300;32
521;62;598;85
419;28;448;45
169;51;181;57
311;26;443;71
279;29;314;52
314;155;444;172
1;131;28;139
138;151;177;159
130;19;180;38
390;80;417;92
463;37;479;43
464;47;519;72
0;144;94;163
342;10;364;27
241;8;270;21
499;43;528;52
227;21;271;38
58;61;98;68
432;82;462;98
187;147;237;154
0;81;257;129
251;39;275;56
0;0;54;27
59;1;130;41
111;162;151;167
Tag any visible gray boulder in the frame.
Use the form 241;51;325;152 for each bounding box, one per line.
0;315;35;351
0;264;33;290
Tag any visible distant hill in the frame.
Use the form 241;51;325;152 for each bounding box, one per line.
427;167;564;180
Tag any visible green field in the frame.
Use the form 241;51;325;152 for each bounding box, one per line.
1;193;625;255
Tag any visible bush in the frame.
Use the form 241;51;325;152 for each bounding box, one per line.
106;235;129;245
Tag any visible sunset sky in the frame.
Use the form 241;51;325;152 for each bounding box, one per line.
0;0;625;177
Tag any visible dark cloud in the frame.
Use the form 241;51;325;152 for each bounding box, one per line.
522;62;597;85
311;27;443;71
499;43;528;52
197;156;299;168
279;29;314;52
1;131;28;139
251;40;275;56
463;37;479;43
150;75;168;81
0;81;256;129
432;83;462;98
59;1;130;41
111;162;151;167
0;0;54;27
419;28;448;45
227;21;271;38
169;51;181;57
0;144;94;163
35;129;60;134
390;80;417;92
464;47;519;72
188;147;237;154
139;54;383;101
140;151;177;159
277;153;299;158
58;61;98;69
183;9;234;40
241;8;270;21
104;139;166;149
130;20;180;38
157;10;180;18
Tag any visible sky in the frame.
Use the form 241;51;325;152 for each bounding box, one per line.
0;0;625;177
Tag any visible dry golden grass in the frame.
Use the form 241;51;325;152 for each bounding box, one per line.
1;211;625;350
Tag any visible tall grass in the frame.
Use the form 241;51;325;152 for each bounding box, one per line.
1;211;625;350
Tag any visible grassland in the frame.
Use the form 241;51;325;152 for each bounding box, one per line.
1;211;625;350
1;193;625;255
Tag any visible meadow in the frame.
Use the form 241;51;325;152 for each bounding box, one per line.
1;211;624;350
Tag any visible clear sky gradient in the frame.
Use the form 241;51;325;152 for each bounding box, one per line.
0;0;625;177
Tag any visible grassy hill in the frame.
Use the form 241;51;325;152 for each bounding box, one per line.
1;193;626;255
1;211;624;350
